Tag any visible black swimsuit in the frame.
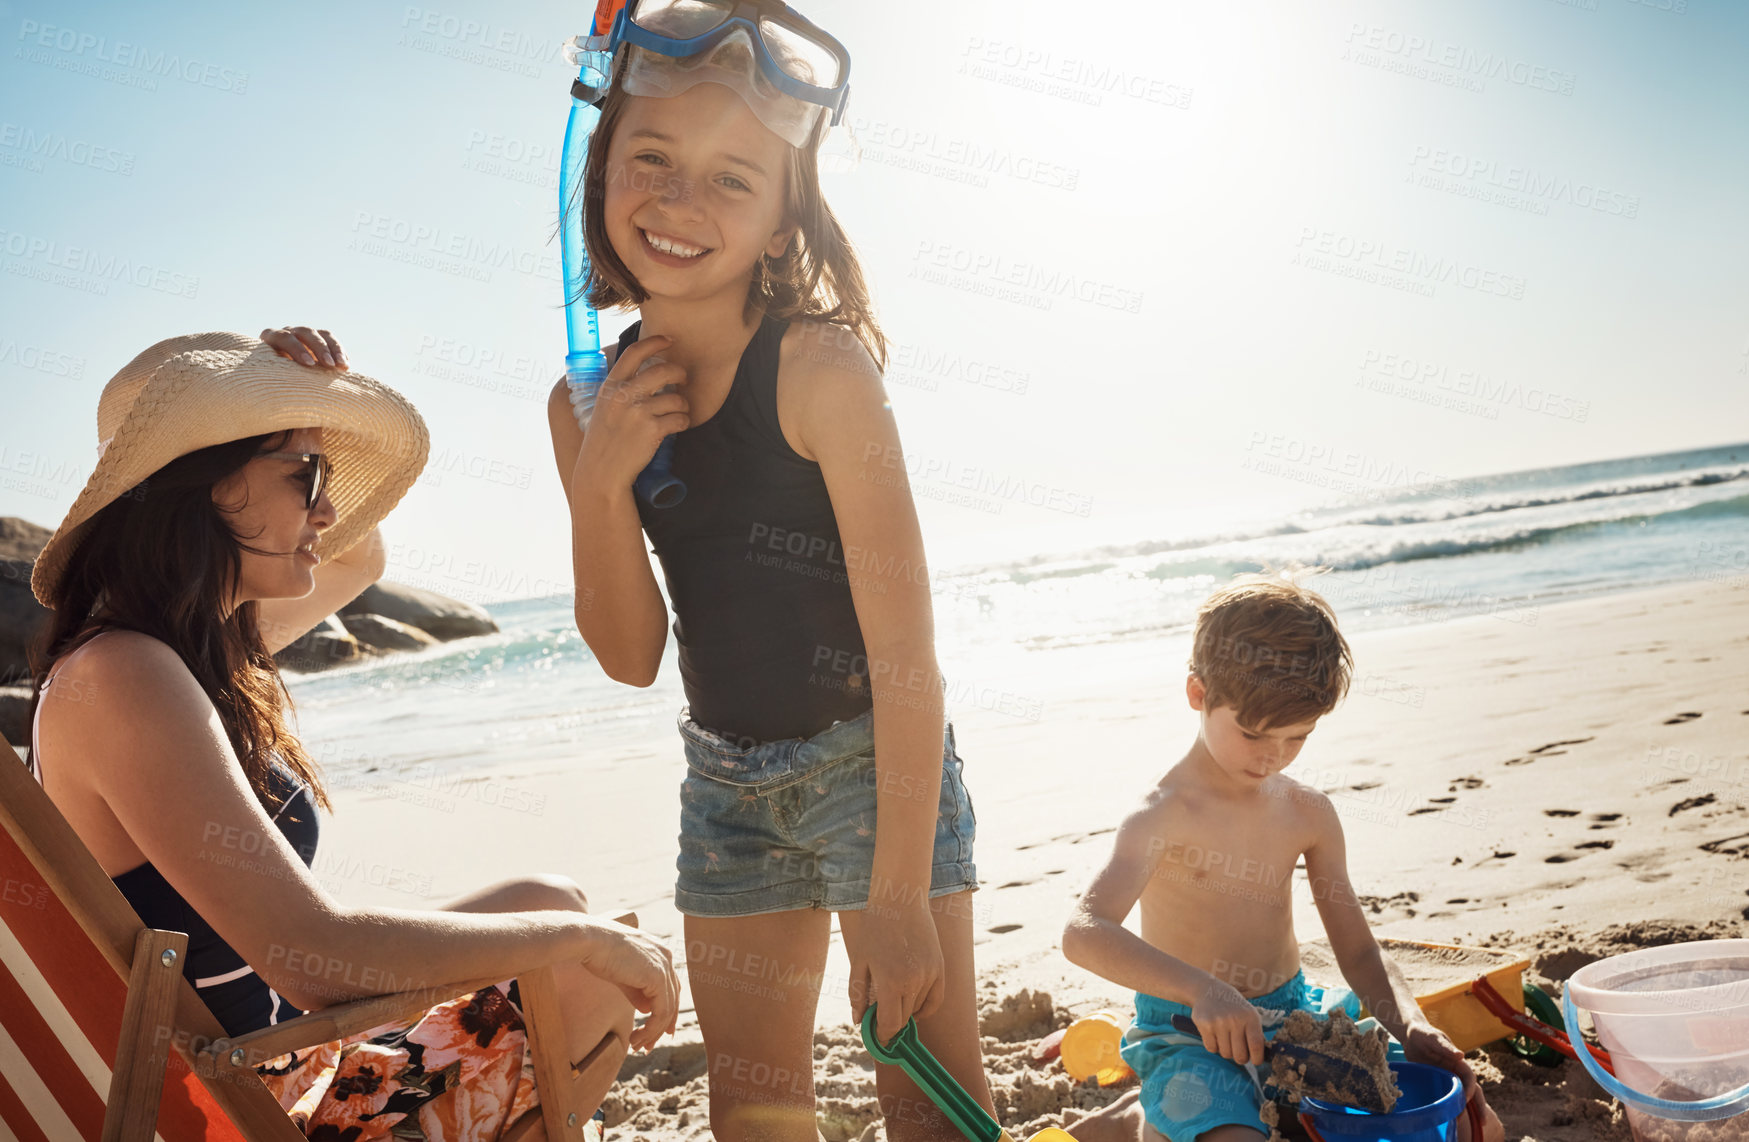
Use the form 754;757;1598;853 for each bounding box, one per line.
30;637;315;1038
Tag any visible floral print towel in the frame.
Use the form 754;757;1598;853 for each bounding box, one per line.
256;982;544;1141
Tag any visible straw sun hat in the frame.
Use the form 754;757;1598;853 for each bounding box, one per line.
31;331;430;609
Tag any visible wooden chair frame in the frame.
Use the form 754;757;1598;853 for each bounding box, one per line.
0;729;626;1141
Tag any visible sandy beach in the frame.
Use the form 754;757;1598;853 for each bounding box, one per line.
310;575;1749;1140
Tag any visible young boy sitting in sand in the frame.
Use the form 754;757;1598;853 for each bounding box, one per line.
1061;572;1504;1142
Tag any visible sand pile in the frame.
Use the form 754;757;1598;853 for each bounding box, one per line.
595;918;1745;1141
1268;1008;1400;1110
599;986;1128;1142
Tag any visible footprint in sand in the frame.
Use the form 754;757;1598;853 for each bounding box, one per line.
1358;891;1419;920
1670;795;1718;816
1664;711;1704;725
1544;809;1581;818
987;923;1022;934
1507;738;1595;766
1588;812;1625;830
996;880;1038;890
1700;834;1749;858
1547;840;1616;862
1448;777;1485;791
1019;828;1114;852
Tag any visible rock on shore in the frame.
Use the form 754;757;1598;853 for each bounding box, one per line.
340;582;498;643
0;517;501;701
1;518;55;689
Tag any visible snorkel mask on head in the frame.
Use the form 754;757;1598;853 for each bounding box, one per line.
560;0;852;509
580;0;852;145
609;0;851;147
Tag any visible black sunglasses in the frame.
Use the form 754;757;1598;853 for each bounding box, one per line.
258;450;332;510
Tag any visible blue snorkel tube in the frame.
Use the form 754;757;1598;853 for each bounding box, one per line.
561;5;686;509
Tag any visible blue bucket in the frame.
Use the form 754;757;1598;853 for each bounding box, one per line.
1297;1062;1465;1142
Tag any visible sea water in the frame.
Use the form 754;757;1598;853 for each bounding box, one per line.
286;441;1749;784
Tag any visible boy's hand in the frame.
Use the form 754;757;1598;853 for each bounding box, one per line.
1401;1021;1505;1141
1401;1021;1478;1098
261;326;347;368
1190;980;1267;1065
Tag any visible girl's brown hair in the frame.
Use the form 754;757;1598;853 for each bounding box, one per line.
576;53;888;370
30;432;329;814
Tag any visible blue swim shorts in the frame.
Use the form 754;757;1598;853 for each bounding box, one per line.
1120;972;1362;1141
673;708;979;917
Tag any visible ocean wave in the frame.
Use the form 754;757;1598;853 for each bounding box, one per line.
1320;463;1749;529
930;467;1749;592
1220;490;1749;575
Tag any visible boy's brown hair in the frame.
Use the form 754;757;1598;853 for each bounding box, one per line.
1189;568;1353;730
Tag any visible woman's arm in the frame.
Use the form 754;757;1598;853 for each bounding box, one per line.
252;326;381;654
544;337;678;686
43;632;676;1039
256;526;385;654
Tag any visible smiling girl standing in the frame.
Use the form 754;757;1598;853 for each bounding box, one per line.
545;3;989;1139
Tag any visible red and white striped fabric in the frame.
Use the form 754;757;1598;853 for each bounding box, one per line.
0;771;246;1142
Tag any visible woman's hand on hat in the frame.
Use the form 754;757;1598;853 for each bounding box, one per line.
261;326;348;370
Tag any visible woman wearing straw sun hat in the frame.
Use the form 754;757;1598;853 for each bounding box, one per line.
25;326;678;1138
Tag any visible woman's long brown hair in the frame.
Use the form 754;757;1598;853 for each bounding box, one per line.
577;51;889;370
29;432;329;813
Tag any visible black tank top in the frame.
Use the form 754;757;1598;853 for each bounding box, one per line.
622;313;872;743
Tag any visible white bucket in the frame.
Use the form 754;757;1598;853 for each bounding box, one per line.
1563;939;1749;1136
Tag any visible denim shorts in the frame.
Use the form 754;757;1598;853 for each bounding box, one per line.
674;708;979;917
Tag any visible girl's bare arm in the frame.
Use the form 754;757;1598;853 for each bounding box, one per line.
545;341;674;686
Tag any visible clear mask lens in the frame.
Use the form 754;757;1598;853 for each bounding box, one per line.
631;0;734;40
757;15;841;88
621;32;826;148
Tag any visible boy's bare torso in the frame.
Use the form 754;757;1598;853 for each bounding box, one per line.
1136;770;1323;999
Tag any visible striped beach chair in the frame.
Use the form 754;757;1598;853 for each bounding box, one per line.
0;728;624;1141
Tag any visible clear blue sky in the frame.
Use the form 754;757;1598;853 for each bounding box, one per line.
4;0;1745;598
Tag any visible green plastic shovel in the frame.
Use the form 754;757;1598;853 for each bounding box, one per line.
860;1006;1077;1142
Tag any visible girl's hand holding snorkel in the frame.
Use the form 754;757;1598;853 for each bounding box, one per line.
574;334;691;491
